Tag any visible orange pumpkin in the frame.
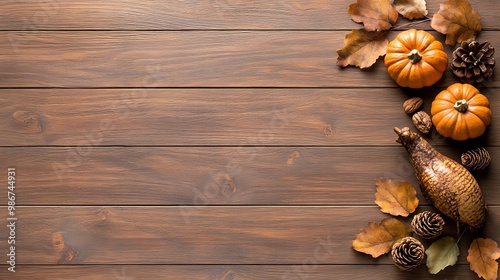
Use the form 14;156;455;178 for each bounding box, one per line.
431;83;492;141
385;29;448;89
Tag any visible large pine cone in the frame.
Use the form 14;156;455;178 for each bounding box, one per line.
461;147;491;170
391;237;425;271
411;211;445;239
450;39;495;83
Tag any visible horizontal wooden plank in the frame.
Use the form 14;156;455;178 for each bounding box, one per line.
0;0;497;30
1;147;499;206
1;31;498;87
0;264;481;279
1;88;498;146
0;206;498;264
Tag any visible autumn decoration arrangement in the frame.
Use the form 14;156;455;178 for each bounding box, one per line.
339;0;500;279
337;0;484;71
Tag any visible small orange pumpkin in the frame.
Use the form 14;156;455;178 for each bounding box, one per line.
431;83;492;141
385;29;448;89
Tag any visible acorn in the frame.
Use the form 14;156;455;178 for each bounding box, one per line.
394;127;486;229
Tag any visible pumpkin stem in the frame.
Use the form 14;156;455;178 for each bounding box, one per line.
454;99;469;112
407;49;422;64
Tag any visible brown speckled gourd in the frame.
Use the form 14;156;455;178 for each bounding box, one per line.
394;127;486;229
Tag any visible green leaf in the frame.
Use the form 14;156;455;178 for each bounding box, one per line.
425;236;460;274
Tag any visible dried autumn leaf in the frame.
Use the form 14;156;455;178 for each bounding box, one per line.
337;29;388;68
393;0;428;20
430;0;482;45
352;218;412;258
375;178;419;217
467;238;500;280
348;0;398;31
426;236;460;274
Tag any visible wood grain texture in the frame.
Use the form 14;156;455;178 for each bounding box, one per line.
1;147;499;206
0;264;481;280
1;0;499;278
1;31;498;88
0;88;498;146
0;0;498;30
0;206;498;265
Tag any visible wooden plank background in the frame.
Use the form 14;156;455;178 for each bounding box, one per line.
0;0;499;279
0;0;498;30
1;147;499;206
1;31;499;88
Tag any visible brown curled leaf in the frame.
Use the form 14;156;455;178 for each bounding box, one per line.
430;0;481;45
468;238;500;280
348;0;399;32
393;0;428;20
352;218;412;258
375;178;419;217
337;29;388;68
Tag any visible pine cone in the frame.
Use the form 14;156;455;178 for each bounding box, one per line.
461;147;491;170
450;39;495;83
411;211;445;239
391;237;425;271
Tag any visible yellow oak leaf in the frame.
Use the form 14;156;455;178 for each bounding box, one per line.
336;29;388;68
375;178;419;217
468;238;500;280
430;0;481;45
352;218;412;258
393;0;428;20
348;0;399;32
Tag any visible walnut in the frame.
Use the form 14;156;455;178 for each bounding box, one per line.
403;97;423;114
412;111;432;134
